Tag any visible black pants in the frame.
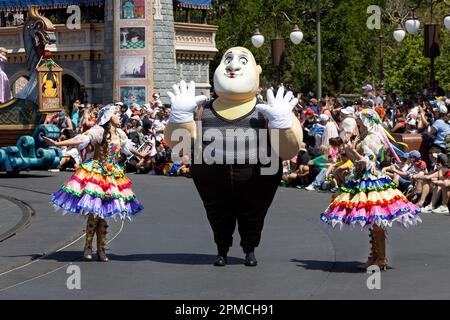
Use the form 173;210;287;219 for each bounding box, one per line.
192;162;282;254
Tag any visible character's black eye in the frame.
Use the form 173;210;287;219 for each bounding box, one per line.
239;57;248;65
224;56;233;64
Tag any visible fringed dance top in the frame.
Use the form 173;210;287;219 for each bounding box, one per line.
51;126;144;220
321;133;421;229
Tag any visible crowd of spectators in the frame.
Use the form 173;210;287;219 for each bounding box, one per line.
282;83;450;214
47;83;450;213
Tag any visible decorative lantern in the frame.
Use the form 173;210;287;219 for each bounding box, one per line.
37;56;63;114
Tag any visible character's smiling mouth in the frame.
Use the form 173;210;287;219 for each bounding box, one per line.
225;72;242;78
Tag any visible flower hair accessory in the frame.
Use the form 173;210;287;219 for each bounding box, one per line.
359;108;408;164
359;109;381;130
98;104;119;126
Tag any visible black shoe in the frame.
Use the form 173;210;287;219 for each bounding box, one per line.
244;252;257;267
213;255;227;267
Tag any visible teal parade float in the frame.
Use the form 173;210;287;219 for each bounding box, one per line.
0;6;62;175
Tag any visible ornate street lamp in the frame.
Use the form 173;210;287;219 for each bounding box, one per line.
251;18;303;85
405;10;421;34
393;25;407;42
251;25;265;49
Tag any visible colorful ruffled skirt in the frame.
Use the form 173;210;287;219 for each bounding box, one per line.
51;160;144;220
320;170;421;229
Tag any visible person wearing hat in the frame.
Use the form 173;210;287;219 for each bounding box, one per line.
410;147;444;205
44;104;150;262
339;106;359;142
152;93;163;108
321;113;339;146
429;102;450;153
116;101;132;118
56;110;74;130
308;114;328;149
405;113;418;134
362;84;376;101
281;142;311;188
302;108;317;149
0;47;11;103
383;150;423;192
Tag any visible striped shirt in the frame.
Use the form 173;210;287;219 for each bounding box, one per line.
194;101;270;164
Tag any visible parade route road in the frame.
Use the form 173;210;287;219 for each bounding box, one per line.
0;171;450;299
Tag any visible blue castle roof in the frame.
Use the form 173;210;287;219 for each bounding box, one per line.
176;0;212;10
0;0;103;10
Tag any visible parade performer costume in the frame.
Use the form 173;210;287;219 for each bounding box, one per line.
320;109;421;270
0;47;11;103
165;47;302;266
44;105;147;262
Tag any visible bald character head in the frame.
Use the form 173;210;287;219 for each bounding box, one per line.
213;47;262;101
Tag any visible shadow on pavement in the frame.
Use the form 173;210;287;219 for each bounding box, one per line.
107;253;245;265
291;259;367;273
39;251;246;265
0;173;54;179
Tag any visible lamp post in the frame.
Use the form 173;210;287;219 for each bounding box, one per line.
379;34;385;94
392;1;450;94
251;17;304;86
316;0;322;99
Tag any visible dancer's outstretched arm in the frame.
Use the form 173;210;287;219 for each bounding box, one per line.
43;136;82;147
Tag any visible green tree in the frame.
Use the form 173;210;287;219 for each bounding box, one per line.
209;0;449;96
384;35;430;96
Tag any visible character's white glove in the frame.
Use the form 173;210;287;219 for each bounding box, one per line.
167;80;207;123
256;87;298;129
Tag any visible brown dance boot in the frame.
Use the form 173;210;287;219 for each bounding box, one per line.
96;218;109;262
84;214;98;261
373;228;388;271
357;228;378;270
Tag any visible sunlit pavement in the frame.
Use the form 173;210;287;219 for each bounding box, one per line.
0;171;449;299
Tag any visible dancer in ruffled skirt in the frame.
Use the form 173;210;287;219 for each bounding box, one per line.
320;109;421;270
44;104;148;262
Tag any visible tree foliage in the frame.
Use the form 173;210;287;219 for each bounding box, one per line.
209;0;450;96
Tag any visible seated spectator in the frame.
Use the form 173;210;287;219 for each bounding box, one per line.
153;111;167;142
281;146;311;188
428;103;450;154
308;114;328;148
415;153;450;213
305;145;334;191
59;129;81;171
129;125;145;146
329;151;353;191
382;150;423;192
55;111;73;130
167;154;191;177
328;137;343;162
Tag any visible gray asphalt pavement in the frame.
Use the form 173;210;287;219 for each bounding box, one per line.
0;171;450;299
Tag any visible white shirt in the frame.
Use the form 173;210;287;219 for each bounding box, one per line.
322;121;339;145
126;108;132;118
153;119;167;140
147;135;157;157
340;117;358;140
